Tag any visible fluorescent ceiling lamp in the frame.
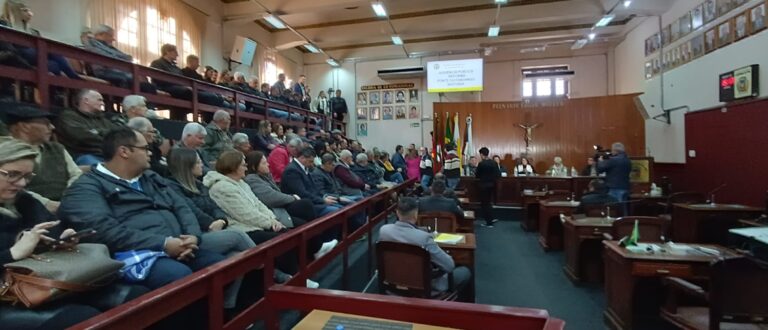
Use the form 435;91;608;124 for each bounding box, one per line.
391;35;403;45
264;15;286;29
494;0;508;3
371;1;387;17
326;59;340;67
623;1;632;8
304;44;320;53
588;32;596;40
595;15;615;27
488;25;500;37
571;39;588;50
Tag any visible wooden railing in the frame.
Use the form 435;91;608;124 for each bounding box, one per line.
0;27;344;132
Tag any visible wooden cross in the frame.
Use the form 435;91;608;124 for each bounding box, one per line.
518;123;540;151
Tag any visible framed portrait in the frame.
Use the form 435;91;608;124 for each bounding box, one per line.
750;3;766;33
662;51;670;71
629;157;653;183
356;92;367;106
681;41;692;63
357;123;368;137
382;91;393;104
395;106;406;119
704;0;717;23
369;91;380;105
661;25;672;46
408;89;419;102
408;105;419;119
645;37;653;56
670;18;681;42
705;28;717;53
717;0;735;16
651;33;660;52
735;11;749;40
369;107;381;120
382;106;393;120
394;90;406;103
356;107;367;120
679;12;692;37
652;57;661;75
692;5;704;30
672;47;681;67
717;20;733;47
645;61;653;79
691;34;705;58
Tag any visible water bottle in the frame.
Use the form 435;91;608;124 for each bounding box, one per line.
571;166;578;177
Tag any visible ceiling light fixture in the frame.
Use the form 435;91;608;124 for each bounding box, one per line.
488;25;500;37
571;39;588;49
595;14;615;27
304;44;320;53
371;1;387;17
588;32;597;40
326;59;340;67
391;35;403;45
623;1;632;8
264;15;286;29
494;0;508;4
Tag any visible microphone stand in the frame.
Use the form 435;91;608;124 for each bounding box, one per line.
708;183;727;206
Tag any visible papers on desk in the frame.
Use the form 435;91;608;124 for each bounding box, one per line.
435;233;465;245
625;242;722;256
729;227;768;244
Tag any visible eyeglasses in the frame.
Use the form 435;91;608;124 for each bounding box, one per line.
0;169;36;183
125;144;151;152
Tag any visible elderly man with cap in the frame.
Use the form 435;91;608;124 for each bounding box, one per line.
55;89;118;166
202;110;233;163
5;103;82;212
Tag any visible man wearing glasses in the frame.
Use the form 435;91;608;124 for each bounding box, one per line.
60;127;226;289
4;103;81;213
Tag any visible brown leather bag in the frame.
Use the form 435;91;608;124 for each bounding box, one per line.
1;243;124;308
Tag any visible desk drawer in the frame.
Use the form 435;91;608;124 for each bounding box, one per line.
631;262;693;277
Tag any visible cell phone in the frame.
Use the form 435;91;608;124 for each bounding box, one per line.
61;228;96;242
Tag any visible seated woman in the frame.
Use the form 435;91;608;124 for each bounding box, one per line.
271;123;286;145
377;151;404;183
0;138;146;329
203;151;336;274
492;155;508;176
515;157;535;176
252;120;277;154
243;151;324;230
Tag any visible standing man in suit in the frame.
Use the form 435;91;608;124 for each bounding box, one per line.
379;197;472;299
475;147;500;227
419;180;464;221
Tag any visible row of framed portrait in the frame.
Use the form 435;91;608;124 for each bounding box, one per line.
644;1;766;79
644;0;765;56
356;105;420;121
356;89;419;106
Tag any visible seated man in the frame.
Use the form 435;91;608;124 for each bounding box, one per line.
419;180;464;221
110;94;148;126
267;136;300;184
150;44;224;107
379;197;472;298
176;122;211;173
576;179;619;214
6;103;82;212
311;153;362;205
280;147;343;217
55;89;118;165
351;153;386;189
202;110;233;163
127;117;168;177
232;132;252;154
84;24;156;94
180;54;203;80
334;149;370;196
59;127;226;289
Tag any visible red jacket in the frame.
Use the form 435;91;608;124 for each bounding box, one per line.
333;163;365;189
268;145;290;183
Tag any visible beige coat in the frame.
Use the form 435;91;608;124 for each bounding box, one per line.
203;171;281;232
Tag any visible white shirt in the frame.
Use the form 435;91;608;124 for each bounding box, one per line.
96;163;141;185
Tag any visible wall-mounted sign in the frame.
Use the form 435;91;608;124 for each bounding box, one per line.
361;83;415;91
719;64;759;102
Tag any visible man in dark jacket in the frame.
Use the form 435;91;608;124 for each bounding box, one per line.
329;89;348;122
391;145;406;175
150;44;223;107
85;24;157;94
334;150;369;196
419;179;464;221
280;147;342;217
55;89;118;165
351;153;383;189
576;179;619;214
475;147;500;227
597;142;632;204
59;127;226;289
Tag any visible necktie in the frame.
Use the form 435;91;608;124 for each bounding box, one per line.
129;180;143;192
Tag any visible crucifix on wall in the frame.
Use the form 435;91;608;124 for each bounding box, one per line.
518;123;541;152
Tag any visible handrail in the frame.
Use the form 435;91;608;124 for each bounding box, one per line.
0;27;345;133
69;180;416;330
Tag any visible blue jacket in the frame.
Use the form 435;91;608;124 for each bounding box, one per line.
597;153;632;190
59;168;203;253
391;152;406;173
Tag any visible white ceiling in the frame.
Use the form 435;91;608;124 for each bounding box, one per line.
219;0;678;63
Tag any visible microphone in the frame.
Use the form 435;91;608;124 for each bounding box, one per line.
708;183;727;205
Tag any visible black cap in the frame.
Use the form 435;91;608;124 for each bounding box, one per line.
0;103;56;126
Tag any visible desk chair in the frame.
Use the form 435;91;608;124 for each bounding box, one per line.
417;212;458;233
375;241;458;301
602;216;669;242
661;257;768;330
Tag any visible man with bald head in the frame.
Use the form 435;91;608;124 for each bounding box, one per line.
55;89;118;165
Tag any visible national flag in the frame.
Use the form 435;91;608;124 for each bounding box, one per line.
444;112;453;146
453;112;462;174
628;219;640;246
463;115;475;173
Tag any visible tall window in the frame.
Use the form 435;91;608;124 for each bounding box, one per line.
521;65;571;99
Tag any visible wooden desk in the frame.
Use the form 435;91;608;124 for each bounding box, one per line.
671;203;763;244
538;200;580;251
438;233;476;302
294;310;459;330
457;211;475;233
628;194;667;216
603;241;738;330
738;218;767;227
521;191;547;231
563;217;613;283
